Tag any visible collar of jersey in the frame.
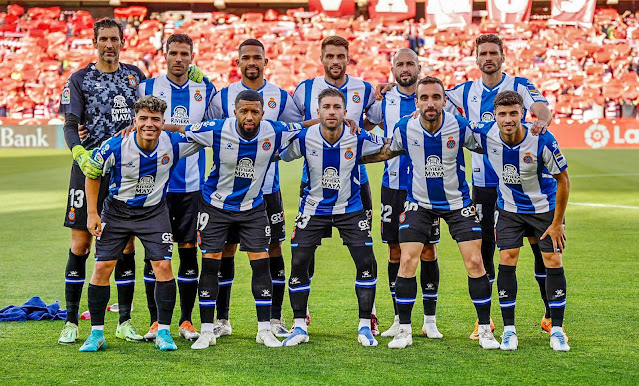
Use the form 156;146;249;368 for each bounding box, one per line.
499;126;529;149
234;120;261;142
166;75;189;89
482;73;506;92
132;132;160;156
419;112;445;137
323;75;350;90
394;86;416;99
240;80;267;92
319;124;346;147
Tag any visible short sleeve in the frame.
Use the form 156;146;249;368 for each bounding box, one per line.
92;137;118;176
517;77;548;109
390;123;405;152
292;82;307;119
205;92;225;120
169;131;204;159
366;100;383;125
360;131;385;156
278;92;304;122
541;132;568;175
278;136;302;162
184;119;223;147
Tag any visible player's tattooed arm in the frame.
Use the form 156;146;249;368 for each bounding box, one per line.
541;170;570;253
360;138;404;164
85;177;103;237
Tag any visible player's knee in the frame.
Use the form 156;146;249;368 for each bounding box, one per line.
420;244;437;261
268;242;282;257
398;253;419;277
178;241;196;249
222;243;237;257
542;252;562;268
70;231;92;255
464;252;485;276
91;261;117;284
388;243;401;262
203;252;223;260
152;260;174;281
527;236;538;245
499;249;519;266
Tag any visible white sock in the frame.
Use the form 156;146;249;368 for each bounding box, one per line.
359;318;371;330
399;324;412;333
371;304;377;315
551;326;563;335
201;323;214;333
294;318;308;332
424;315;436;324
393;314;399;323
504;325;516;333
92;325;104;331
257;321;270;331
158;324;170;331
478;324;491;332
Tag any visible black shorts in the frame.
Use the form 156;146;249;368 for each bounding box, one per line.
95;197;173;262
496;209;558;253
291;210;372;248
197;197;270;254
399;203;481;244
265;190;286;243
380;186;440;245
64;162;110;230
473;186;536;238
166;191;199;244
298;181;373;238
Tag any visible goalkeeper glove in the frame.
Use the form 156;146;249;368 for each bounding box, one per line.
72;145;103;179
188;65;205;83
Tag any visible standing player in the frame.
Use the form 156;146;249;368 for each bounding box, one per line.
279;88;385;347
445;34;555;338
368;77;499;350
137;33;216;342
292;35;379;332
471;91;570;351
183;90;304;349
206;39;303;338
366;48;443;339
79;95;204;352
58;18;146;344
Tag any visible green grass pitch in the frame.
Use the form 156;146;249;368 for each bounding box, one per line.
0;148;638;384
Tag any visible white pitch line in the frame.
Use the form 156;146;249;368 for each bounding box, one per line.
569;202;639;209
570;173;639;178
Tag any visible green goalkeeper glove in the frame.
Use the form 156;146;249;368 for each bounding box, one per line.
72;145;103;179
188;65;205;83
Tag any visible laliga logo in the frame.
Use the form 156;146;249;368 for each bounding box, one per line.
584;124;610;149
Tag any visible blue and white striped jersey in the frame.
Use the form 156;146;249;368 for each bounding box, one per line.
472;121;568;214
138;75;216;193
93;131;203;207
390;112;478;211
208;80;303;194
366;86;416;190
446;73;547;188
185;118;304;211
280;124;384;215
293;75;376;184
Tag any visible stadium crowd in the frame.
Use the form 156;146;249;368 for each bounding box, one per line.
1;5;639;121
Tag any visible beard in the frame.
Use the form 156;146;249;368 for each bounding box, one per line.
324;64;346;81
396;73;418;88
421;108;442;122
243;66;262;80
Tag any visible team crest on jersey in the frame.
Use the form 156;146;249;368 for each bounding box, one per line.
262;138;272;151
136;175;155;195
481;111;495;122
68;207;76;221
523;152;533;163
344;147;354;160
194;90;203;102
425;155;444;178
399;212;406;223
172;106;190;125
352;92;361;103
503;164;521;184
267;97;277;109
235;158;255;179
161;154;170;165
321;167;340;190
112;95;132;122
128;75;138;87
446;136;456;149
61;87;70;105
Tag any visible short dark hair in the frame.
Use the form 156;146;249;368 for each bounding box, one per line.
318;88;346;106
235;90;264;107
494;90;523;109
321;36;349;54
239;39;265;52
166;33;193;54
416;76;445;95
134;95;167;114
475;34;503;56
93;18;124;41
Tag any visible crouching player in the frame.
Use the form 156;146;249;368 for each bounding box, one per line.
472;90;570;351
79;95;203;352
